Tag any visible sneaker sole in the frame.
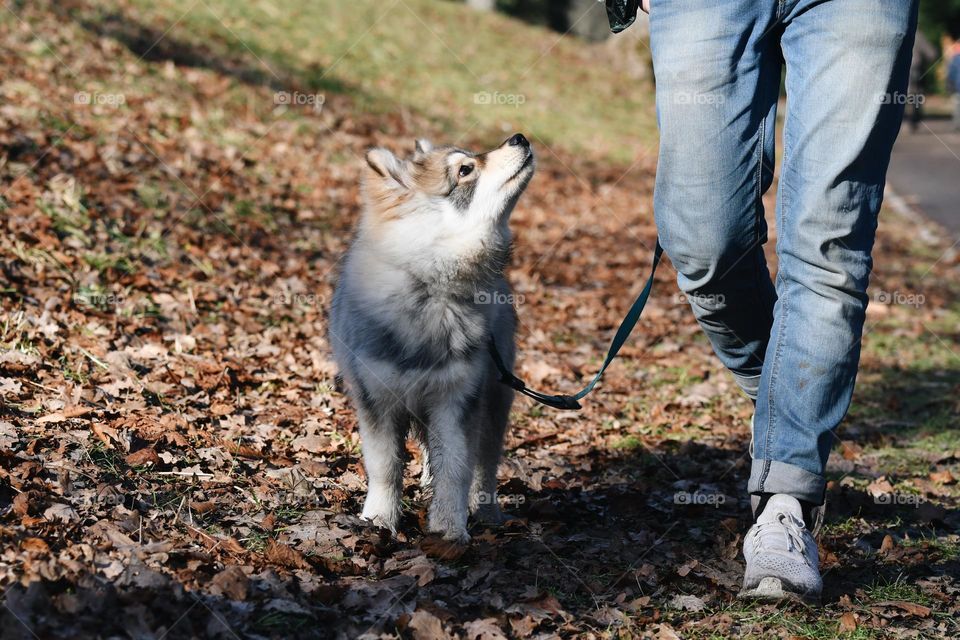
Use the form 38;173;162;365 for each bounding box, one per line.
739;577;821;607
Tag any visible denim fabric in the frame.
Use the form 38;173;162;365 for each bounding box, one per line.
649;0;918;504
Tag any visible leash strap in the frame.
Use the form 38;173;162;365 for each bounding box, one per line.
489;240;664;411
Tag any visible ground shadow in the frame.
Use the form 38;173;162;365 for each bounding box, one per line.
63;3;358;97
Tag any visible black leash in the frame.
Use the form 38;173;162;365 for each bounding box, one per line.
489;240;664;411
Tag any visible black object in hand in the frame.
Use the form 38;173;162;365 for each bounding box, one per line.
606;0;640;33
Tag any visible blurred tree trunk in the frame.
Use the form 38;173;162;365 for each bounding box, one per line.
467;0;496;10
564;0;612;42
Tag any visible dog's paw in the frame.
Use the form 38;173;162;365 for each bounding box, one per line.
362;514;398;533
426;517;470;545
361;503;400;534
436;527;471;546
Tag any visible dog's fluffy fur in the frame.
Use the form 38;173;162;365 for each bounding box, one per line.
330;135;535;543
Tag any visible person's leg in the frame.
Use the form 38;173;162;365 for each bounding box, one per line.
649;0;782;400
907;80;921;132
750;0;918;506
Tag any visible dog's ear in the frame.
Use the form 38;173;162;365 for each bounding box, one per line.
413;139;433;158
365;148;408;188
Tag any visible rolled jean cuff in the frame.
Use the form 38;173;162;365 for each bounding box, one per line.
748;459;826;505
733;373;761;400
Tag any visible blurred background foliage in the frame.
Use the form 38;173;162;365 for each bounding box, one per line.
920;0;960;43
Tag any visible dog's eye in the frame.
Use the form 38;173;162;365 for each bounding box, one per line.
458;164;474;178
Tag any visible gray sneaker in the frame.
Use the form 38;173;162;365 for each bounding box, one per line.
740;494;822;605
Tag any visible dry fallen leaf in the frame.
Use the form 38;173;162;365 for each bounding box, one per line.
21;537;50;554
668;594;705;612
880;534;895;553
219;537;247;555
43;503;79;523
190;500;217;514
508;615;538;637
264;539;310;569
463;618;507;640
407;609;451;640
209;566;249;601
839;440;862;461
867;477;895;497
419;536;468;561
12;492;36;517
35;406;93;425
677;559;698;577
90;422;120;449
655;623;682;640
873;601;932;618
929;469;956;485
125;447;161;467
839;612;858;632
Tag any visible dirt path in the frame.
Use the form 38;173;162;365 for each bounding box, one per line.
889;116;960;236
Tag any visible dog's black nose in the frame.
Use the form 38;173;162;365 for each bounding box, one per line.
508;133;529;147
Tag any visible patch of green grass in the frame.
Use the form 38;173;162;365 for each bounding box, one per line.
252;611;314;634
73;284;123;312
148;487;189;511
59;354;90;384
184;250;216;277
915;412;960;439
610;434;643;450
38;112;74;134
821;517;864;538
86;442;126;481
647;365;698;389
41;200;90;240
526;404;545;419
242;530;271;553
83;252;138;275
274;504;305;524
0;312;41;356
787;618;875;640
858;422;960;476
221;198;281;231
862;574;931;606
99;0;657;163
135;183;166;210
901;533;960;560
725;607;876;640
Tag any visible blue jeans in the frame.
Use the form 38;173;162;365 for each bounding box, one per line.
649;0;918;504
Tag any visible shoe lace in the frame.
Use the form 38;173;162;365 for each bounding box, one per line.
753;512;810;559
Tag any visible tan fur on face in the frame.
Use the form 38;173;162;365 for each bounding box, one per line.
409;148;482;196
362;171;414;225
363;145;484;225
360;136;533;247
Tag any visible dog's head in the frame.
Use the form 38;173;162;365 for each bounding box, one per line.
359;135;534;265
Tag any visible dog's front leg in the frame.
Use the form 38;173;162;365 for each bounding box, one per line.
470;381;513;524
424;398;475;544
357;404;407;533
